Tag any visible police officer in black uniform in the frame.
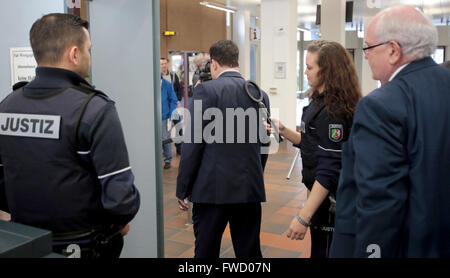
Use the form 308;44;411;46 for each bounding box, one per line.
270;40;361;257
0;13;140;258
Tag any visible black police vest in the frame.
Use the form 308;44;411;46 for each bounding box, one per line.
0;85;107;233
299;99;325;187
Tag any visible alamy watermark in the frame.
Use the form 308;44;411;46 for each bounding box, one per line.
65;244;81;258
366;244;381;258
171;100;281;154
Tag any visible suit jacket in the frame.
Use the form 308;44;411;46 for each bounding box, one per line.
176;71;269;204
330;57;450;258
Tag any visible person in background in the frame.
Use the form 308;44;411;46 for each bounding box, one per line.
192;53;210;88
161;58;183;155
161;76;178;169
270;40;361;257
161;57;182;100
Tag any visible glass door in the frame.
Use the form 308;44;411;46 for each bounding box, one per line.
167;50;203;109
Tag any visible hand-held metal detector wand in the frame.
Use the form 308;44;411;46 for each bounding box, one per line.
244;80;283;143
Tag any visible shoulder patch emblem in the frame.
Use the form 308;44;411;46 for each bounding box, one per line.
329;124;343;142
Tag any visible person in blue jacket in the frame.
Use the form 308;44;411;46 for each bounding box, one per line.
330;5;450;258
161;77;178;169
161;57;183;155
270;40;361;257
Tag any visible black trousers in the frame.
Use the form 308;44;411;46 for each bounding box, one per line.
305;181;334;258
192;202;262;258
53;231;124;259
310;197;334;258
172;118;182;153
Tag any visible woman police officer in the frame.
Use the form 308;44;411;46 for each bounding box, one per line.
270;40;362;257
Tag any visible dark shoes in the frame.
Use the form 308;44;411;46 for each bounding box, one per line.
164;162;171;169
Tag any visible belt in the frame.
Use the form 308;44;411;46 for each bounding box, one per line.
53;228;101;241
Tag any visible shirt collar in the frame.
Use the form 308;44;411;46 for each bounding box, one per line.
217;69;240;78
28;66;92;89
389;63;410;82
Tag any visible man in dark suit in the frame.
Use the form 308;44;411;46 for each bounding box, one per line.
176;40;270;258
330;5;450;258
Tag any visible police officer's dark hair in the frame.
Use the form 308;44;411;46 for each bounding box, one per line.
30;13;89;65
209;40;239;68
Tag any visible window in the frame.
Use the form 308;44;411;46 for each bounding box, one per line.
431;47;445;64
302;50;310;92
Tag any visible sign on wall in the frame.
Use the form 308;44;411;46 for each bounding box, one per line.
66;0;81;16
250;27;261;41
10;47;37;86
274;62;286;79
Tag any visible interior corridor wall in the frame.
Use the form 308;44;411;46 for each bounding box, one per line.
160;0;226;56
0;0;64;101
261;0;298;131
89;0;161;257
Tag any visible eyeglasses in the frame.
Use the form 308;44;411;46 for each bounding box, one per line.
362;41;390;54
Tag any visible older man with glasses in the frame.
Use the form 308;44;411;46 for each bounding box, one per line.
330;5;450;258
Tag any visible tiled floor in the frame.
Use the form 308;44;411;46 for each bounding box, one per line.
0;211;10;221
162;142;311;258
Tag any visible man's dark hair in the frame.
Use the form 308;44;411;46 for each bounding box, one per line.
209;40;239;68
30;13;89;64
160;57;169;62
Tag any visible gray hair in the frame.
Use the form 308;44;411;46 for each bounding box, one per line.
374;9;438;60
193;53;204;68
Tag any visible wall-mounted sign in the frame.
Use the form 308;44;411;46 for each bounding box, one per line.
10;47;37;86
250;27;260;41
274;26;287;36
163;31;176;36
274;62;286;79
66;0;81;16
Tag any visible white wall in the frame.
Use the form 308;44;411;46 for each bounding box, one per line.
321;0;346;45
233;10;251;80
0;0;64;100
345;31;364;88
260;0;298;130
437;26;450;62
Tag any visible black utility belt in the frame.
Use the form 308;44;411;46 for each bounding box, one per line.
53;228;101;242
53;227;122;245
52;224;122;242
